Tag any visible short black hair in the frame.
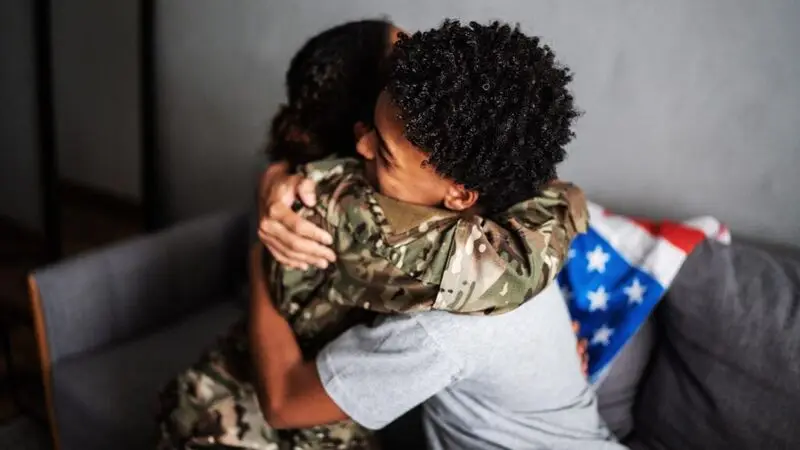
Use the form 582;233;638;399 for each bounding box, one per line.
387;20;580;213
268;19;391;166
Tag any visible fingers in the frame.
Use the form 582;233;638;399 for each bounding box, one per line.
578;339;588;358
574;321;588;376
263;201;334;248
258;220;335;268
257;171;334;269
577;338;589;377
259;215;335;262
297;177;318;208
285;214;334;247
259;232;311;271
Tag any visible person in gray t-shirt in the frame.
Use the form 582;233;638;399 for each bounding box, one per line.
319;282;624;450
251;19;625;450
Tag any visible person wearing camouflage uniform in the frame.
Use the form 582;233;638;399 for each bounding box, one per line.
156;158;588;450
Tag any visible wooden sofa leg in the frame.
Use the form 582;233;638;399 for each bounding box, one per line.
28;274;60;450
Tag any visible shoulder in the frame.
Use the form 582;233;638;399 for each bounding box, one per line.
419;283;575;360
301;157;371;212
302;157;362;181
335;311;468;368
317;311;469;429
319;310;474;384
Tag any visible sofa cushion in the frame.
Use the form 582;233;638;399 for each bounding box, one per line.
633;240;800;449
52;300;244;450
595;317;655;440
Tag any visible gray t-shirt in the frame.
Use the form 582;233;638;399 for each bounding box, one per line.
317;283;626;450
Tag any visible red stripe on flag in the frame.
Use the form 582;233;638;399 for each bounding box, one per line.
606;212;709;254
657;221;708;253
627;217;660;236
601;208;661;236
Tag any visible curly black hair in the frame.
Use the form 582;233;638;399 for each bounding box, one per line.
268;19;392;167
386;20;580;213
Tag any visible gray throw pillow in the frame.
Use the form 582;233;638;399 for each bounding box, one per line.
595;317;655;440
633;239;800;449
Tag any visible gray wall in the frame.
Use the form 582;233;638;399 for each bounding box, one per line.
0;0;142;231
0;0;42;230
156;0;800;244
52;0;141;200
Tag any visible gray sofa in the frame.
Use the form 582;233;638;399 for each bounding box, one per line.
29;211;800;450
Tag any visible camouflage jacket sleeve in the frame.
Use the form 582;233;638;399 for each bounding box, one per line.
279;159;588;317
432;181;588;315
295;159;446;314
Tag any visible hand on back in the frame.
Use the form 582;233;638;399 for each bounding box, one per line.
257;162;336;270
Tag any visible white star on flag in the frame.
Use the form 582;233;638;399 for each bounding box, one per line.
623;277;647;305
586;245;610;273
587;285;609;311
568;248;576;260
591;324;614;346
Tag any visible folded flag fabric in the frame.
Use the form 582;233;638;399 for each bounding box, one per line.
558;202;731;383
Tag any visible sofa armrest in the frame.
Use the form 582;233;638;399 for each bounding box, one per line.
29;209;250;367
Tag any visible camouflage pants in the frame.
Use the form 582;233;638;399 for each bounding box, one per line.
156;321;377;450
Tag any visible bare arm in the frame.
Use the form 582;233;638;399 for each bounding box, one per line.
247;244;348;429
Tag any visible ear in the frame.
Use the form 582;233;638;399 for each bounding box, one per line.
354;122;376;161
443;184;479;211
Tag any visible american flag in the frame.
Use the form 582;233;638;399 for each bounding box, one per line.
558;202;730;383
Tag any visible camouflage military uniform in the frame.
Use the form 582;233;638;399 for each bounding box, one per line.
157;158;588;450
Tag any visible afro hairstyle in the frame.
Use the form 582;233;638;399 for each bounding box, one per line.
386;20;580;213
